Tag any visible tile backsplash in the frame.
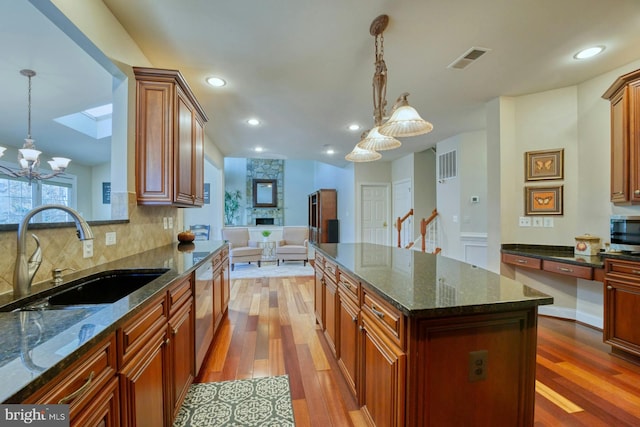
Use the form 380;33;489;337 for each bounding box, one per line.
0;193;179;296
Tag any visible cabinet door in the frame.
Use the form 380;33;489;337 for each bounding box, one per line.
174;88;196;205
222;260;230;313
135;79;174;204
194;263;214;374
338;292;359;400
324;275;338;356
314;268;324;329
192;116;205;206
119;328;168;427
213;266;224;331
628;81;640;202
604;278;640;356
169;299;195;420
360;314;406;427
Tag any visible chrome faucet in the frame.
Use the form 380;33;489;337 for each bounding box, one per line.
14;204;94;297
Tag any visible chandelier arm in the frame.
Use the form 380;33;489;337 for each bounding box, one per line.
0;164;22;179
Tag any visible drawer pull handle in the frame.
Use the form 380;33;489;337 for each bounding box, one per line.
352;316;358;323
607;285;613;290
632;270;640;275
172;327;178;335
58;371;94;404
558;267;573;273
371;306;385;319
516;259;528;264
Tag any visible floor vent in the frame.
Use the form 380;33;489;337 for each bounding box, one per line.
447;47;491;70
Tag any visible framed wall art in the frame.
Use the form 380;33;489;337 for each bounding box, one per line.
525;185;563;215
525;148;564;181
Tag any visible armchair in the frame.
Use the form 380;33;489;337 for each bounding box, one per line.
276;226;309;266
221;227;263;271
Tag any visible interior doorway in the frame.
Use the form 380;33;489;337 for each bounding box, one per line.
360;184;390;245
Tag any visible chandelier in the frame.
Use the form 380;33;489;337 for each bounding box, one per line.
0;69;71;183
346;15;433;162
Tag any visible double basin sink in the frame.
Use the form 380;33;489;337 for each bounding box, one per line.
0;268;170;312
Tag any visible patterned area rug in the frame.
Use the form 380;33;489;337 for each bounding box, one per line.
173;375;295;426
230;261;314;279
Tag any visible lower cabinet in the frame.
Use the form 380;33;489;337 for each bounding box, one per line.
314;268;324;329
323;275;338;356
23;334;119;427
337;289;360;400
604;258;640;357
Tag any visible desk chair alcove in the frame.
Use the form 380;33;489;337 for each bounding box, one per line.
276;226;309;266
221;227;263;271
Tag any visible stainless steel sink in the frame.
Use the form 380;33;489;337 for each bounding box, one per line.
1;268;170;312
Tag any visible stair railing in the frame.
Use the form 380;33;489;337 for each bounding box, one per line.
396;208;414;248
419;209;441;254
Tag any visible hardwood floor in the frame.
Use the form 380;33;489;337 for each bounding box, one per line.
197;275;640;426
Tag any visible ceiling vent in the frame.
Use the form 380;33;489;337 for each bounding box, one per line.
447;47;491;70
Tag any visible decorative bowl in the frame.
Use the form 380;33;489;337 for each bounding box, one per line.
177;230;196;243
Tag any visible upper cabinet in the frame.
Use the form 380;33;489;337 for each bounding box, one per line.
134;67;208;207
603;69;640;204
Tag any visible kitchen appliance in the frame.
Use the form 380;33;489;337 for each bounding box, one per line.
610;215;640;252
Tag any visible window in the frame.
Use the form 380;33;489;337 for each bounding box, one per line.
0;162;77;224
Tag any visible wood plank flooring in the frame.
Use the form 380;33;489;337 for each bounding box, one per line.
196;275;640;426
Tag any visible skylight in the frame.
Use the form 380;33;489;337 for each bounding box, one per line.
54;103;113;139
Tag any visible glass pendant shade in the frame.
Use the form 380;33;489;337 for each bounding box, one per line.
0;147;6;157
378;93;433;137
51;157;71;169
357;127;401;151
345;145;382;162
19;148;41;162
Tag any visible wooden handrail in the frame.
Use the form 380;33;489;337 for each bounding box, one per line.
396;209;414;248
420;209;438;252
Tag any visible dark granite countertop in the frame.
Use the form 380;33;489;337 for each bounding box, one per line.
0;240;227;403
314;243;553;318
501;244;604;268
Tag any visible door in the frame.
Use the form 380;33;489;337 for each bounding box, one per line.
393;179;412;248
361;184;389;245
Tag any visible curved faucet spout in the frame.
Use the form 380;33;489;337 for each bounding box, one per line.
14;204;94;298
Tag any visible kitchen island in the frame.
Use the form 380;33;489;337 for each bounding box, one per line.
0;240;228;426
313;243;553;427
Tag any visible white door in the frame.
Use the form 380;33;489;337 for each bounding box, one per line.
393;179;412;248
361;184;389;245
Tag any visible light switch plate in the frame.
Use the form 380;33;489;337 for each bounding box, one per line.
519;217;531;227
543;217;554;227
105;232;116;246
168;217;174;228
532;217;543;227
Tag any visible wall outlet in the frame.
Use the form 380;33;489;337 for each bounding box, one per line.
105;231;116;246
519;216;531;227
163;217;168;229
168;217;174;229
532;217;543;227
83;240;94;258
543;217;554;228
468;350;488;382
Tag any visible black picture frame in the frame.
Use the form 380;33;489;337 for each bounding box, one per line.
253;179;277;207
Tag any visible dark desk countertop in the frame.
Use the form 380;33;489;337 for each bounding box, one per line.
501;244;605;268
314;243;553;318
0;240;227;403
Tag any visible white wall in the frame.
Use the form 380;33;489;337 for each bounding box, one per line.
184;159;222;239
90;161;111;220
284;160;315;226
223;157;248;224
413;149;437;238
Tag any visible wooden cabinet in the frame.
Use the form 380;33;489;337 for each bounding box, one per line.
118;295;169;427
308;189;337;244
314;267;325;329
323;273;338;356
604;258;640;357
134;67;208;207
24;334;119;427
337;283;360;400
603;68;640;204
167;276;194;421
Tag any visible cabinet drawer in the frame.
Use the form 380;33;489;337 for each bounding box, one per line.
118;296;167;367
362;288;405;347
501;253;541;269
314;252;326;269
605;258;640;281
542;260;593;280
324;259;338;283
168;276;192;315
338;270;359;303
212;252;223;270
25;334;117;414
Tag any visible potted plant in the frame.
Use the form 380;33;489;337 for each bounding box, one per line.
261;230;272;241
224;190;242;225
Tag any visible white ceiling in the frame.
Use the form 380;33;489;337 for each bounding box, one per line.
4;1;640;169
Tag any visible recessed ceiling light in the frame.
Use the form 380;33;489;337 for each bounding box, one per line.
206;76;226;87
573;46;605;60
247;118;260;126
255;146;263;152
348;124;360;131
326;149;335;155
